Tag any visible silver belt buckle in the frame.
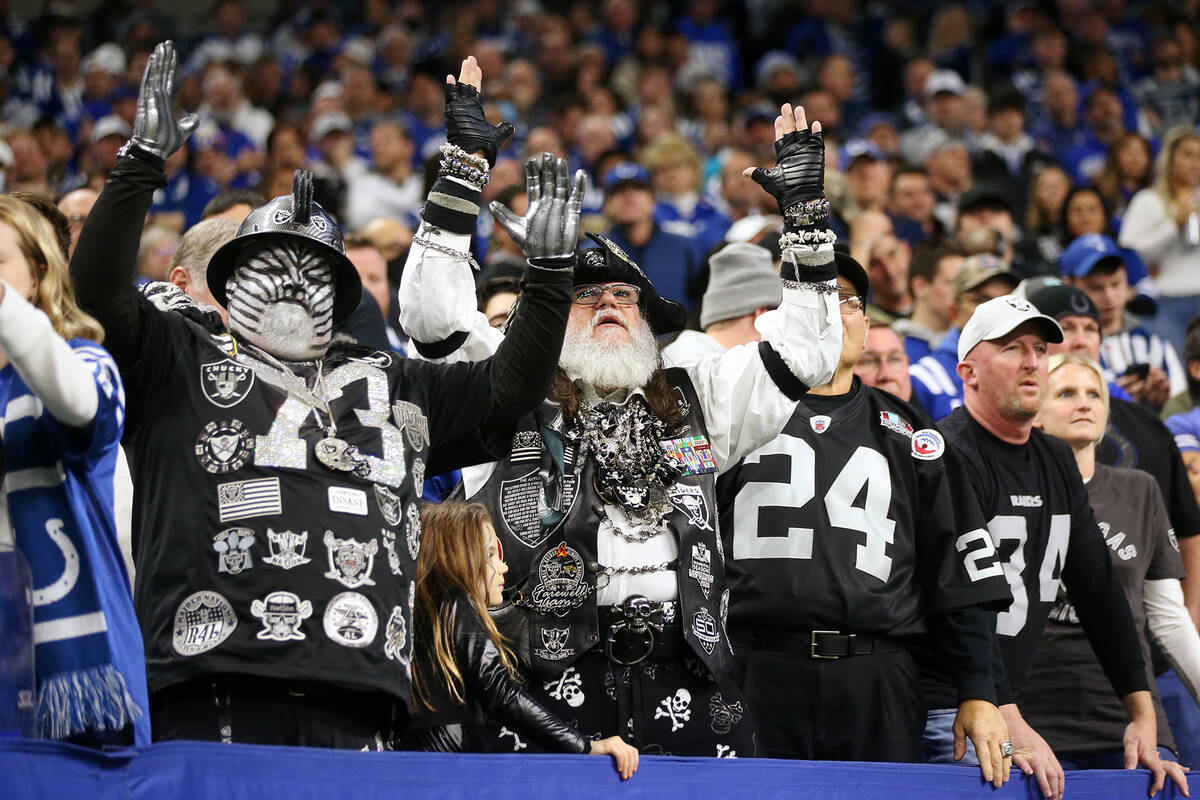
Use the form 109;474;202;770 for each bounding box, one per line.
604;595;663;666
810;630;840;660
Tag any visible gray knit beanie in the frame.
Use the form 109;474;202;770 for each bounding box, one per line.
700;242;782;329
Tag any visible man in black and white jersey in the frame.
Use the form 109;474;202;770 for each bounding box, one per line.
918;295;1186;799
708;252;1014;783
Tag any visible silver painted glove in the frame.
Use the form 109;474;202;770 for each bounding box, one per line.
123;41;198;161
490;153;587;260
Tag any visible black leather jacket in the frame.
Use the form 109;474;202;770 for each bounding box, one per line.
398;590;589;754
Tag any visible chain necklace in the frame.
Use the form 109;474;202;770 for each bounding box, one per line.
595;559;678;590
238;340;371;477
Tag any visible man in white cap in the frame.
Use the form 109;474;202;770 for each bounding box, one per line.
915;295;1186;800
661;242;781;368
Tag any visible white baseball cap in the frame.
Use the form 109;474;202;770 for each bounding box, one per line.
957;295;1064;361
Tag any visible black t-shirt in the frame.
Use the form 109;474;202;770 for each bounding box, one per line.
921;407;1148;705
124;301;501;704
1022;465;1185;755
719;380;1010;637
1101;397;1200;540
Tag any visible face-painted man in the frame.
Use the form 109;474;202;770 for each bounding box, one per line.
69;41;572;749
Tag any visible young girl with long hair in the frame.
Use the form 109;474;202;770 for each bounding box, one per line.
400;501;638;779
0;195;148;745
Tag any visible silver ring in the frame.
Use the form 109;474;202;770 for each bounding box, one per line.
1000;741;1015;758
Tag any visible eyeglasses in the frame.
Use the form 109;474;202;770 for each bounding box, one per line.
838;294;864;313
571;283;641;306
856;353;908;371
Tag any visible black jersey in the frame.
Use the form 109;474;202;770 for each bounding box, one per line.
718;380;1010;638
123;299;501;706
923;407;1148;706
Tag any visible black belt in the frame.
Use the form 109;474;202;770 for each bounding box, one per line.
736;628;907;659
599;596;683;666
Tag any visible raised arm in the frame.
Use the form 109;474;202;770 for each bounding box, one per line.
70;41;196;369
687;104;842;468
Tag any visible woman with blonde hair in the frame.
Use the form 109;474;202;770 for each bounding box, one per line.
398;500;639;779
1021;354;1198;777
0;195;148;745
1119;127;1200;351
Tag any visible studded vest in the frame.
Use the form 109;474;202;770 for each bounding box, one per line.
478;369;732;681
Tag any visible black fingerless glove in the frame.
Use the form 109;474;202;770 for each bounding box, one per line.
444;82;515;167
749;128;828;232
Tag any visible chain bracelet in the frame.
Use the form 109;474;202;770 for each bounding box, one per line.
780;229;837;248
440;143;489;172
783;198;831;227
413;233;482;271
438;157;489;190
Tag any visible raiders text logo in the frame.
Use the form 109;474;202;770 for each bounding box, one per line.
200;359;255;408
392;401;430;450
195;419;253;474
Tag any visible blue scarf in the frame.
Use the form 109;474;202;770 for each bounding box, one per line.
1;342;145;742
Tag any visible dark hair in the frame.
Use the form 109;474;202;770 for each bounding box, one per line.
908;237;965;292
203;189;266;219
988;86;1026;116
477;276;522;313
1061;185;1112;244
11;191;71;259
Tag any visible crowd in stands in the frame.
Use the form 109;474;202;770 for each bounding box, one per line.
4;0;1200;786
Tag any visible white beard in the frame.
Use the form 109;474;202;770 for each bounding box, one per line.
229;302;330;360
559;309;659;391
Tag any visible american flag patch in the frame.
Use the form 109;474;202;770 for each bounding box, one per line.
217;477;282;522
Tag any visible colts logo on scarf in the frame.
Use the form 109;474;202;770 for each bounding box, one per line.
200;359;255;408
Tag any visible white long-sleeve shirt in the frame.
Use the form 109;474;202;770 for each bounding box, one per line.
1119;188;1200;297
398;225;842;602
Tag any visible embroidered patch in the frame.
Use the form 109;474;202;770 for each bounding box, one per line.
879;410;913;437
374;484;402;526
324;591;378;647
810;415;832;434
404;503;421;560
323;531;378;588
691;608;720;655
381;529;402;574
510;430;543;463
669;483;713;531
911;428;945;460
217;477;282;522
1168;528;1180;552
661;435;719;475
172;590;237;656
543;666;585;707
411;457;425;489
529;542;590;617
328;486;368;515
499;469;579;548
212;527;255;574
654;688;692;731
391;401;429;450
263;528;310;569
251;590;311;641
688;542;714;598
534;626;576;661
383;606;408;663
200;358;255;408
195;419;253;474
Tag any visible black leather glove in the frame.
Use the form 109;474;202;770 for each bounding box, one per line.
748;125;825;220
444;81;515;168
121;41;198;162
490;153;587;261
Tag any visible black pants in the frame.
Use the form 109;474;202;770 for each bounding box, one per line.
736;646;925;762
497;648;757;758
150;677;402;750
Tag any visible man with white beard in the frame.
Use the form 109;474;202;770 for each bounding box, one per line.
69;44;573;748
400;84;842;755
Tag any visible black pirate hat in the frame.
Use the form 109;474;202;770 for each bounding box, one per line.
207;170;362;323
576;232;687;335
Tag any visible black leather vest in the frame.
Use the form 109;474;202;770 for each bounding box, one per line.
479;369;731;680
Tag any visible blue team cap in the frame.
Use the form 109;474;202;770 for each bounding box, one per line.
1059;234;1126;278
603;162;652;192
